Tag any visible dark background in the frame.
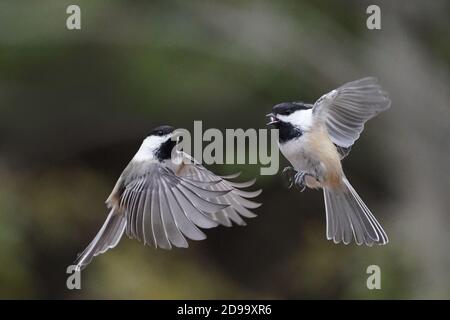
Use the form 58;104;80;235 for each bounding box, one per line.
0;0;449;299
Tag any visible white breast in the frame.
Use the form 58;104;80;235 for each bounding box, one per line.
277;108;314;171
279;138;309;172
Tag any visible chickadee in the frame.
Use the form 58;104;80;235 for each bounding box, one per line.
75;125;261;270
267;77;391;246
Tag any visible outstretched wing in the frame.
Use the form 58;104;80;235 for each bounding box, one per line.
179;165;262;227
75;158;262;269
313;77;391;149
122;158;261;247
120;163;231;249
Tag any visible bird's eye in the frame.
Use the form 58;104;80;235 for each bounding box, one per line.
158;130;163;136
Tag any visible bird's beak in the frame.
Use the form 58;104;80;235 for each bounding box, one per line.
171;130;184;143
266;113;279;126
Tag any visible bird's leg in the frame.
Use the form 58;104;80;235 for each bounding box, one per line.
281;166;296;188
293;171;316;192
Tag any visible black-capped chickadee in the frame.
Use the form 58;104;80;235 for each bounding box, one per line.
267;77;391;246
75;125;261;270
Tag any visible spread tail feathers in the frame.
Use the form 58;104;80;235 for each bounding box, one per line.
74;208;126;271
323;177;388;246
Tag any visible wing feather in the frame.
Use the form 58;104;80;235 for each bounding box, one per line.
142;189;156;247
313;77;391;149
159;180;189;248
179;162;261;225
163;181;207;241
150;186;172;249
171;186;218;229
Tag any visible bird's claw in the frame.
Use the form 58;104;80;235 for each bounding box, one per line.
281;166;296;188
293;171;311;192
282;167;315;191
282;166;295;175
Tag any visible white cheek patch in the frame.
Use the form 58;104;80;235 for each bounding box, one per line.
133;135;170;161
278;109;313;130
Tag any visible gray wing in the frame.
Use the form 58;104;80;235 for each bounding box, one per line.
313;77;391;149
179;164;262;227
74;163;229;269
75;160;262;269
120;163;244;249
75;207;126;271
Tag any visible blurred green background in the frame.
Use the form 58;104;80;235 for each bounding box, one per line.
0;0;449;299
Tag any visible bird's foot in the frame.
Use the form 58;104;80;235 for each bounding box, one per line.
293;171;314;192
281;166;296;188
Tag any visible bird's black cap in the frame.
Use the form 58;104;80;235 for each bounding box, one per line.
150;125;175;136
272;102;312;116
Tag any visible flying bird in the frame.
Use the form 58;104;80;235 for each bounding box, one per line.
75;125;261;270
267;77;391;246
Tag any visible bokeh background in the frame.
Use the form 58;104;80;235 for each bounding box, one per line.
0;0;449;299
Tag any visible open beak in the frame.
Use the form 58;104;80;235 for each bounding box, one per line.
266;113;279;126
